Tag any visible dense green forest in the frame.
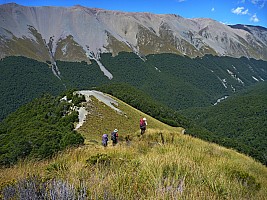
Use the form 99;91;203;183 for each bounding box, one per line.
182;81;267;165
0;56;65;121
0;57;110;121
0;92;85;166
100;53;267;110
1;54;267;121
57;60;110;89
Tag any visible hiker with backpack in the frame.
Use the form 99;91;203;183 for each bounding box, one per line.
111;129;119;146
140;117;147;135
102;134;109;147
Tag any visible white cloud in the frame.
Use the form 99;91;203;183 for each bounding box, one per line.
250;0;266;8
231;7;249;15
242;9;249;14
211;7;215;12
250;13;259;22
232;7;243;14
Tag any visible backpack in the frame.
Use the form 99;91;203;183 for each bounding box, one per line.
102;134;108;141
140;119;145;128
102;134;108;146
111;132;117;141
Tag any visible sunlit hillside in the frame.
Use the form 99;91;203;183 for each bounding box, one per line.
77;95;182;142
0;92;266;199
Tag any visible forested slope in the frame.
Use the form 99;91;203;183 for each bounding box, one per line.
0;92;84;166
100;53;267;110
182;82;267;165
0;56;65;121
1;53;267;121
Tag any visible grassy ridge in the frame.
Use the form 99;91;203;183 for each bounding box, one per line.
1;129;266;199
77;93;183;142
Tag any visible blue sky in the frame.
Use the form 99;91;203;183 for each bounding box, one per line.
1;0;266;27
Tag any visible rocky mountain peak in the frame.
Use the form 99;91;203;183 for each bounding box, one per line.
0;3;266;62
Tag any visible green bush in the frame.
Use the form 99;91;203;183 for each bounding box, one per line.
0;94;84;166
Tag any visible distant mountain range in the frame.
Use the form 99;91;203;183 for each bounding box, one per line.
0;3;267;67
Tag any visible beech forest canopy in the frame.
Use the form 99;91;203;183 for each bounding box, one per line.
1;53;266;121
0;92;85;166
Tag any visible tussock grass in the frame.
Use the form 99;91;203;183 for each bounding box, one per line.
1;128;266;199
1;96;266;199
78;95;181;141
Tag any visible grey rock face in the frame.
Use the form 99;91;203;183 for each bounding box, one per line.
0;3;267;61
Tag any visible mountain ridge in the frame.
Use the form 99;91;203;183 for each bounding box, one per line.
0;3;267;67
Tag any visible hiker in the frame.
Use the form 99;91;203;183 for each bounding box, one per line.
111;129;118;146
140;117;147;135
102;134;108;147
